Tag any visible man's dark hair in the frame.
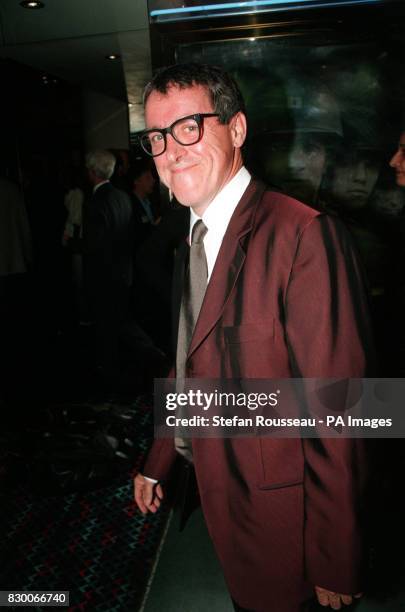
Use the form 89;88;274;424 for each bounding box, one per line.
143;63;246;124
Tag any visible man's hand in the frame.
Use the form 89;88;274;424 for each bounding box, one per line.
134;473;164;514
315;586;362;610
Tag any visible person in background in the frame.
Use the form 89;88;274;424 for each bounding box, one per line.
390;130;405;187
369;184;405;220
238;73;342;210
130;159;160;247
110;149;132;195
83;149;133;388
390;130;405;375
328;147;381;217
325;137;383;283
133;202;189;357
129;158;172;352
61;166;88;325
324;126;402;372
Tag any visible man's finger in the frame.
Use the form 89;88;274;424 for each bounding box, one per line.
134;473;157;514
146;484;164;512
315;586;362;609
329;593;342;610
315;586;331;606
134;474;165;514
143;480;155;508
134;474;147;514
319;590;341;610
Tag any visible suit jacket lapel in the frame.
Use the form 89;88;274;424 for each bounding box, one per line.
188;179;266;357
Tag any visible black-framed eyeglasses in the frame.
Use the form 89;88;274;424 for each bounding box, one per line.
138;113;219;157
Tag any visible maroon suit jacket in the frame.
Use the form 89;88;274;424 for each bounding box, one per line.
144;179;374;612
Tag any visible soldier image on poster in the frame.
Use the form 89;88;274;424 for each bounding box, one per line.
238;74;343;209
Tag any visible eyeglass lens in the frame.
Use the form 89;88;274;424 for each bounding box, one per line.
141;116;201;156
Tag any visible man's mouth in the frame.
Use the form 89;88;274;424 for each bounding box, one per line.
348;190;368;196
171;162;198;174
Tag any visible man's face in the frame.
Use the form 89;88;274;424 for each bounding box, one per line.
330;150;380;211
371;187;404;218
144;84;246;216
390;132;405;187
263;133;327;206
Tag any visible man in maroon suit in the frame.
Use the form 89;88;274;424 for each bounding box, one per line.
134;64;373;611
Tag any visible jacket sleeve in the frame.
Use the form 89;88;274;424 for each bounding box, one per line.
142;367;178;482
284;214;374;593
143;438;178;482
83;197;109;254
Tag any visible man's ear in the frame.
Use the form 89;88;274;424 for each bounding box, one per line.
230;112;247;149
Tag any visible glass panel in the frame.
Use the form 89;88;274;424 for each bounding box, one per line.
176;27;405;373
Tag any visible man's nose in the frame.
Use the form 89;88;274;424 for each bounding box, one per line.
165;134;185;161
390;150;401;169
352;161;368;182
288;146;306;172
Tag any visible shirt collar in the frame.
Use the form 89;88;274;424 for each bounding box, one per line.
189;166;251;240
93;180;109;194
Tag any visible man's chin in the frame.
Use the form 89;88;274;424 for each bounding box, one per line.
171;179;200;204
172;187;202;208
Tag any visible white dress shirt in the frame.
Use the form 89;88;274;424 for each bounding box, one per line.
145;167;251;484
190;166;251;281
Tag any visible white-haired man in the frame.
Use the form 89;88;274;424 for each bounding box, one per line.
84;149;133;387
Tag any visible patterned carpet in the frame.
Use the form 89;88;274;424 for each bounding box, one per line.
0;396;170;611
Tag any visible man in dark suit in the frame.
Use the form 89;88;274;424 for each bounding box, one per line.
84;149;133;386
130;159;158;246
134;64;373;611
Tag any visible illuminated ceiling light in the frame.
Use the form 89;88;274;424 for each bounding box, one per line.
128;103;133;108
20;1;45;8
249;37;256;42
41;74;58;85
105;54;121;61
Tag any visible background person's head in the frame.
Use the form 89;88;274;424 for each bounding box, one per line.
264;132;338;207
370;185;405;219
389;132;405;188
85;149;116;185
245;77;342;208
326;118;382;214
130;159;155;198
141;63;247;216
329;148;381;212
